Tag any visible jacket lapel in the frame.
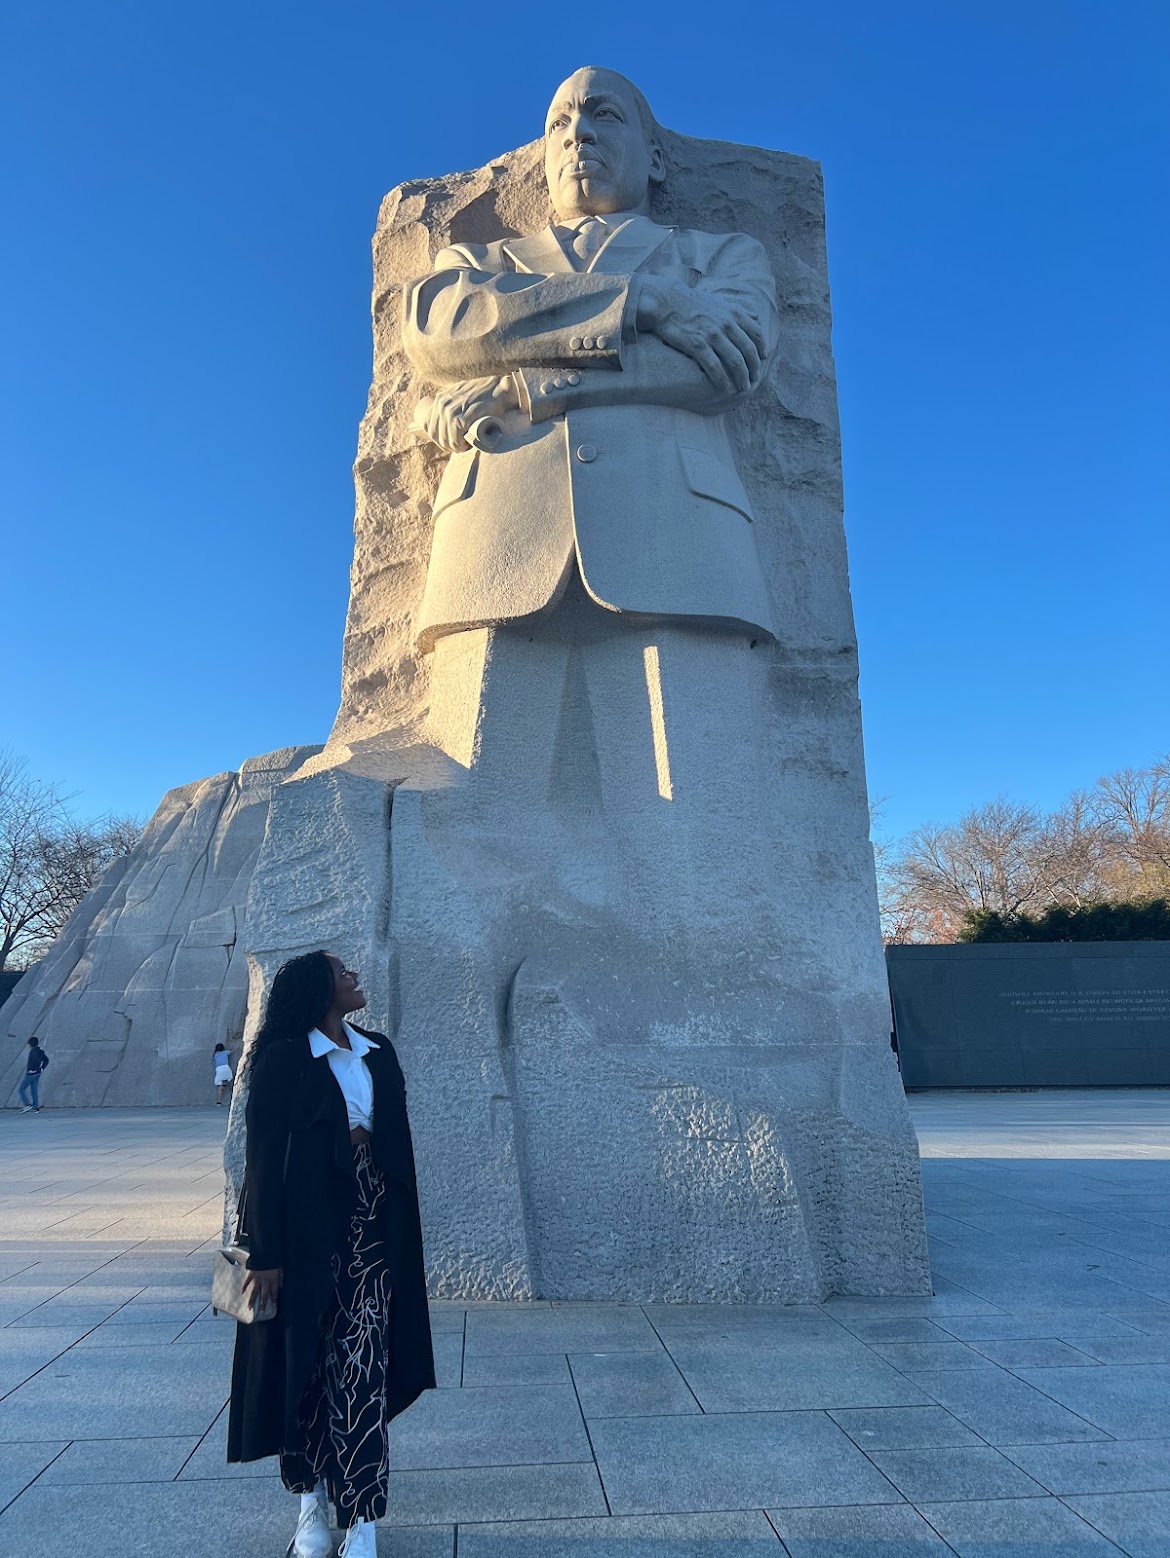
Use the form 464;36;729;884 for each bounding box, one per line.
588;215;673;275
364;1043;418;1188
296;1055;355;1178
502;227;574;275
503;219;674;278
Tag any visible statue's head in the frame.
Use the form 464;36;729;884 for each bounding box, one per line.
544;66;665;223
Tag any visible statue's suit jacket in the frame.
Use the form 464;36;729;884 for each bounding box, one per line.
402;215;780;650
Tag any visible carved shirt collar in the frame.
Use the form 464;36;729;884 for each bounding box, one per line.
555;209;644;234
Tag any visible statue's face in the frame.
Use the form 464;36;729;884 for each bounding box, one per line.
544;68;663;221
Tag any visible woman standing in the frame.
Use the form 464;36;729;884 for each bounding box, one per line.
213;1042;234;1105
227;951;435;1558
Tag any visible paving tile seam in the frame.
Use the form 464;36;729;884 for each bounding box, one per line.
0;1441;72;1517
563;1357;612;1515
906;1499;1000;1556
0;1287;154;1403
637;1316;710;1403
997;1358;1107;1376
7;1279;147;1327
760;1508;795;1554
828;1408;999;1454
875;1340;1133;1444
767;1504;965;1558
391;1458;598;1475
914;1492;1133;1555
982;1360;1152;1440
1052;1488;1170;1556
171;1307;216;1343
634;1305;707;1415
172;1396;231;1482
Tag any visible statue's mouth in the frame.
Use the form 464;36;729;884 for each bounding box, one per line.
566;154;604;175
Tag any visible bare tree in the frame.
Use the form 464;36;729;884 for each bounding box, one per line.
0;751;142;971
1035;789;1114;909
878;754;1170;943
888;800;1049;941
1092;755;1170;899
871;796;943;944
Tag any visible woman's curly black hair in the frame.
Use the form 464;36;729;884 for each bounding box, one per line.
245;950;336;1077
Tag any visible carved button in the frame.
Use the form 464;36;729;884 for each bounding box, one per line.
575;443;598;462
567;372;581;386
569;335;583;350
595;334;609;349
553;375;567;389
539;380;553;395
582;335;595;350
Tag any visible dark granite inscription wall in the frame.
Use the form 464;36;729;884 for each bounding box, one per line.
887;941;1170;1088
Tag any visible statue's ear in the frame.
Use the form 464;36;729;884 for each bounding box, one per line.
648;144;666;187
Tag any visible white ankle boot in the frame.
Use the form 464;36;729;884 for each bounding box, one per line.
338;1518;376;1558
287;1488;333;1558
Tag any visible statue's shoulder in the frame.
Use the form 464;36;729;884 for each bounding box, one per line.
671;224;770;275
432;236;515;272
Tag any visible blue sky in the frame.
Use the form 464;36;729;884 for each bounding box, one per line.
3;0;1166;840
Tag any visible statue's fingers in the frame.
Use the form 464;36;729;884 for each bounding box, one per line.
725;322;761;383
730;306;768;358
440;406;466;451
708;329;751;393
425;402;446;446
691;340;734;393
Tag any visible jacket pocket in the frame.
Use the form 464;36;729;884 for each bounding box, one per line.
431;448;478;517
678;445;754;521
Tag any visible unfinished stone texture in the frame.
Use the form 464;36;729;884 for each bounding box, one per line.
1;747;319;1107
13;98;931;1303
257;118;929;1302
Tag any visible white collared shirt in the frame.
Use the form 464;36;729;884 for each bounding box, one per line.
308;1022;379;1132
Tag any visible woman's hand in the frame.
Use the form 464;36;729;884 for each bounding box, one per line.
242;1266;283;1313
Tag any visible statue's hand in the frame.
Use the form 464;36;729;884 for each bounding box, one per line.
413;377;519;453
635;278;768;395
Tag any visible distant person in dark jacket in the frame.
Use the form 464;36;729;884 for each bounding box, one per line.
19;1037;48;1111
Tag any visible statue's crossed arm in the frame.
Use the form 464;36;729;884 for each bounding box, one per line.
403;232;778;452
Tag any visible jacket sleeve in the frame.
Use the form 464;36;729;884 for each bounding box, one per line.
243;1048;292;1271
514;234;780;421
403;244;630;384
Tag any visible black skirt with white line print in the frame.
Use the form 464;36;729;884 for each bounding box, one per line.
280;1141;393;1525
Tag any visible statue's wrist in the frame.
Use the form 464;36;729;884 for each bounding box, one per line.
635;276;668;332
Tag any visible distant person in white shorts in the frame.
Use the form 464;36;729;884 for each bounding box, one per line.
214;1043;234;1105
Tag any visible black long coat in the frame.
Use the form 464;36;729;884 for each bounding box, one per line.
226;1027;435;1463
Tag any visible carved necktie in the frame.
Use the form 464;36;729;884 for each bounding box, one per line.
571;216;608;267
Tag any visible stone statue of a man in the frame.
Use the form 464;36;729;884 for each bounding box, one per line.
403;66;779;651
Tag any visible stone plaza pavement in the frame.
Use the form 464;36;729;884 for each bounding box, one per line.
1;1095;1170;1555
